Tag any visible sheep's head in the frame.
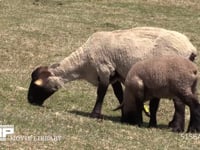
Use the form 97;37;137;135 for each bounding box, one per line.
28;66;60;106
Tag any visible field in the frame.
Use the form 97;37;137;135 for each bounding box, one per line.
0;0;200;149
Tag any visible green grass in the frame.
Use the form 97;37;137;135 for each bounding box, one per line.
0;0;200;149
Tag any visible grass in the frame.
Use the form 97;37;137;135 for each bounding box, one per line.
0;0;200;149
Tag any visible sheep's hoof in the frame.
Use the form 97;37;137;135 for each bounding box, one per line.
171;126;184;133
187;125;200;133
168;120;175;128
169;122;184;133
168;120;184;132
90;112;104;119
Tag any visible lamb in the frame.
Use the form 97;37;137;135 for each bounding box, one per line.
27;27;197;132
120;55;200;133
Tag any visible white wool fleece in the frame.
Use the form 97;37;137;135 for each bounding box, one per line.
50;27;197;87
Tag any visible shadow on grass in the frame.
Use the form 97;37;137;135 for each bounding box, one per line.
68;110;169;129
69;110;121;123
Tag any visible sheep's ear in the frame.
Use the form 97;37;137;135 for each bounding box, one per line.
34;79;43;86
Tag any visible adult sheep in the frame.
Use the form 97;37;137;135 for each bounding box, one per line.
27;27;197;132
120;55;200;133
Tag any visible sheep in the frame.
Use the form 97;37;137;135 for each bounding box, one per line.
27;27;197;132
120;55;200;133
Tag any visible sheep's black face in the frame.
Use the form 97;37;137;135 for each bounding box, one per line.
28;81;55;106
27;66;55;106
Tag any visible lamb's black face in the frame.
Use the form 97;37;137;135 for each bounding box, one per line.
27;66;55;106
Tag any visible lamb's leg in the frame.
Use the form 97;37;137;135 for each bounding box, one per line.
122;79;144;126
90;83;108;119
122;94;143;126
168;98;185;132
135;97;143;126
149;98;160;128
183;95;200;133
187;79;200;132
121;87;138;125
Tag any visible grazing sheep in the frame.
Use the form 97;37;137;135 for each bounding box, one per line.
120;55;200;133
27;27;197;132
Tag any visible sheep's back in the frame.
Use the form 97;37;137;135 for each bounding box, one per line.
83;27;197;81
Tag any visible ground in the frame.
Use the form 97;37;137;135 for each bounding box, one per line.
0;0;200;149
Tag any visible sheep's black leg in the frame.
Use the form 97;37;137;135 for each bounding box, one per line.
136;98;143;126
168;98;185;132
90;83;108;119
112;81;124;118
149;98;160;128
112;81;123;104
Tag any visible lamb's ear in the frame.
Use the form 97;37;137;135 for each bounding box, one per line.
34;79;44;86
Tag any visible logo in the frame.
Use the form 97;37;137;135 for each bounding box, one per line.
0;125;62;142
0;125;14;141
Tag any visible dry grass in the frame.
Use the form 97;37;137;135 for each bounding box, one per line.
0;0;200;149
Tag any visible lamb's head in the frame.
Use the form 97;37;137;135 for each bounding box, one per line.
28;66;62;106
